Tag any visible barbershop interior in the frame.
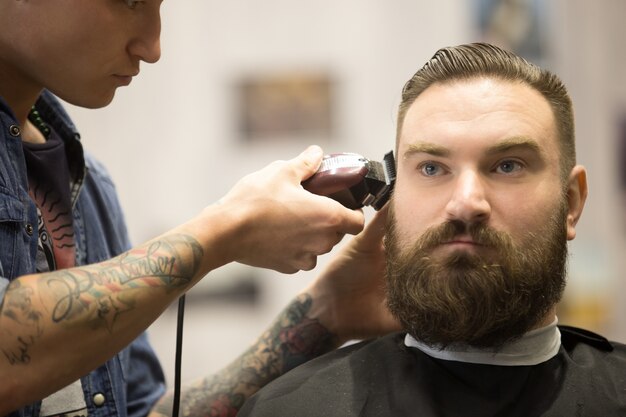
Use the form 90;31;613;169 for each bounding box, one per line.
65;0;626;385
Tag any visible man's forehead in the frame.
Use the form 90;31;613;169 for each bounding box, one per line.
398;78;559;156
405;77;551;119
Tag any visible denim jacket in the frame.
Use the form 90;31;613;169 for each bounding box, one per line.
0;91;166;417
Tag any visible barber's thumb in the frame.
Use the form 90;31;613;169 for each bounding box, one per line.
294;145;324;180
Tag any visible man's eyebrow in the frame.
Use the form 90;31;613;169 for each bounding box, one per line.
485;136;542;155
404;142;450;158
404;137;543;159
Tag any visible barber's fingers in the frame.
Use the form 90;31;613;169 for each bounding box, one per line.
337;207;365;236
295;253;318;272
288;145;324;182
352;204;389;251
280;146;365;236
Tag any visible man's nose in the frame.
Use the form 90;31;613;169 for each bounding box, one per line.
444;170;491;224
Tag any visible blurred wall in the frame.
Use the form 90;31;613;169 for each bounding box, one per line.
64;0;626;385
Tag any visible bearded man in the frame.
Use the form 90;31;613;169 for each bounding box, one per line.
238;43;626;417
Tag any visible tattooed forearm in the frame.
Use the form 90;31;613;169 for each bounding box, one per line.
40;236;202;329
116;237;202;287
42;234;203;329
152;293;338;417
0;281;43;365
274;294;337;374
0;233;203;366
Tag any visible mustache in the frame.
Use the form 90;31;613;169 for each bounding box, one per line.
414;220;513;253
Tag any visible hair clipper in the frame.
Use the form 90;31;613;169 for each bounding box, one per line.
302;151;396;210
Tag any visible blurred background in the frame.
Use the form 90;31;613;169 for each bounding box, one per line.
65;0;626;385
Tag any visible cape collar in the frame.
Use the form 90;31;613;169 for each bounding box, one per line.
404;318;560;366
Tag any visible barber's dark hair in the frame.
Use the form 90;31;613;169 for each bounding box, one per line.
397;43;575;181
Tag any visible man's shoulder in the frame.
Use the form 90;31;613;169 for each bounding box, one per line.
558;324;626;368
83;151;115;186
559;324;626;352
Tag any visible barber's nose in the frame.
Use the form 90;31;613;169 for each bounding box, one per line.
444;171;491;224
128;12;162;64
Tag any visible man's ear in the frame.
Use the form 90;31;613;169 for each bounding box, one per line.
566;165;588;241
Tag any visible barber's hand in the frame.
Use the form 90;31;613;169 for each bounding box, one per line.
304;205;401;343
215;145;365;274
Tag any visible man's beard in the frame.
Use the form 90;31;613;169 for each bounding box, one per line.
385;200;568;349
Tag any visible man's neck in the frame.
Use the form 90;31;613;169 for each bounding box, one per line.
0;62;43;131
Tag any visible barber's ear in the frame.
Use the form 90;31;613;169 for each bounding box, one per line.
566;165;588;241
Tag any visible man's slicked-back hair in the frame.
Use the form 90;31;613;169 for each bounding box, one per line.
397;43;575;181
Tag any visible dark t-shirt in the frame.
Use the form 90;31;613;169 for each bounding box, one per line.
240;327;626;417
23;127;76;272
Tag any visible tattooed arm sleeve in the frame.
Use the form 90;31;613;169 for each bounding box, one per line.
0;233;204;415
149;293;338;417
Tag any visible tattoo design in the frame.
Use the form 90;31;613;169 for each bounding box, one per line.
0;233;203;366
0;281;42;365
46;235;202;327
152;293;338;417
276;296;337;373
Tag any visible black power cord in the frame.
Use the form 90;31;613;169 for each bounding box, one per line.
172;295;186;417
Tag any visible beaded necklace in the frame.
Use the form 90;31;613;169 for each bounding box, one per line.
27;106;51;138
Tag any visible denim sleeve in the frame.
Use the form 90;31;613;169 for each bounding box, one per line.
124;332;167;417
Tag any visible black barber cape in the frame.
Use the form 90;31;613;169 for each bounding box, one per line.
240;327;626;417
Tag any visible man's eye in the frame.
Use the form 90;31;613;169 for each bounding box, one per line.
495;160;523;174
419;162;443;177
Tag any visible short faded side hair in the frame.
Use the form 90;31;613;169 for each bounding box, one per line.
397;43;575;181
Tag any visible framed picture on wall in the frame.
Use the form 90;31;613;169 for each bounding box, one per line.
474;0;546;63
236;72;335;143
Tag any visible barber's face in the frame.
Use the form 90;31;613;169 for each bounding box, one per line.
0;0;162;108
386;78;573;348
